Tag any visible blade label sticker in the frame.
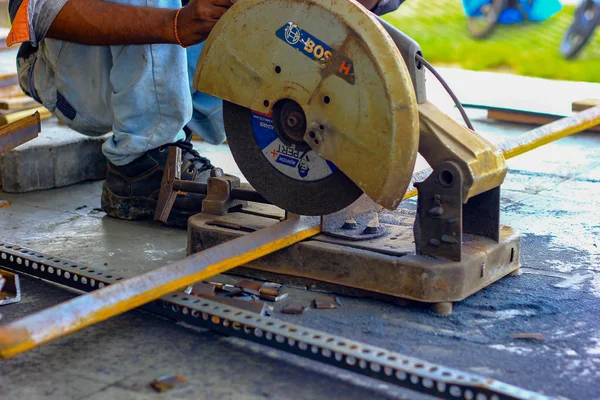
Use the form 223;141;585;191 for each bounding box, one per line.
251;111;336;181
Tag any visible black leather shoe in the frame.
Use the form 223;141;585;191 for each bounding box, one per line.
101;140;214;225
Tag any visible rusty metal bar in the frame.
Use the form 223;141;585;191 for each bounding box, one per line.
0;215;321;359
0;112;41;155
0;242;552;400
404;105;600;200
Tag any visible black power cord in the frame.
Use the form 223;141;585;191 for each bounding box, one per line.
414;53;475;131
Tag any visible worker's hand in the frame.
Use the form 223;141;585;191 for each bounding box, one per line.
177;0;234;46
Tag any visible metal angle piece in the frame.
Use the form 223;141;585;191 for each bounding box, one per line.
223;102;363;216
282;302;307;315
150;375;189;393
188;282;217;297
314;296;340;309
0;242;553;400
0;270;21;306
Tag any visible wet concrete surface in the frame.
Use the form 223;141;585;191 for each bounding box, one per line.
0;114;599;399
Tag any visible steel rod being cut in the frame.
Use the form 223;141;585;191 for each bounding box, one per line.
0;215;321;359
404;105;600;199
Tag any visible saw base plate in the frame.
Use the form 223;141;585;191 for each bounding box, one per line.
187;204;521;314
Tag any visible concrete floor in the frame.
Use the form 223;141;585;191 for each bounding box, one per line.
0;63;599;398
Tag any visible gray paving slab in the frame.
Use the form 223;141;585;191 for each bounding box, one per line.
0;118;109;193
0;47;108;194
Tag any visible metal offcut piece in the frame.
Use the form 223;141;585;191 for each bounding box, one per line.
0;112;41;156
0;270;21;306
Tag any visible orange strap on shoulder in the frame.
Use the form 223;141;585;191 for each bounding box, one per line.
7;0;31;47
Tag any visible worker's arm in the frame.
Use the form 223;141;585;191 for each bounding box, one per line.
46;0;232;46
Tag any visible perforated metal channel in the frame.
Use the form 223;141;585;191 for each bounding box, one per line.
0;242;553;400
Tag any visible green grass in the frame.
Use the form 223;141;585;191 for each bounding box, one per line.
384;0;600;82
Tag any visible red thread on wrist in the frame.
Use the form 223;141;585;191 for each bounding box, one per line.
174;8;186;48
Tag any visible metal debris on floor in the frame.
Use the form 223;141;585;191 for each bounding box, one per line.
0;269;20;306
182;278;298;316
511;333;545;341
282;302;308;315
314;296;341;310
185;282;216;297
205;296;270;315
220;283;244;295
259;282;288;302
150;375;189;393
235;279;262;296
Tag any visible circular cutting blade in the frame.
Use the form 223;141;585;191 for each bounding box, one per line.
224;101;363;216
197;0;420;211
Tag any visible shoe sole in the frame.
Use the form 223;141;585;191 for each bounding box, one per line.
101;184;193;227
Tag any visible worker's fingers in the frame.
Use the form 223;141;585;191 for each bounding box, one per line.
205;4;230;19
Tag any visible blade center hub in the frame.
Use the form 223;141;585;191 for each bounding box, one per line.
273;99;311;151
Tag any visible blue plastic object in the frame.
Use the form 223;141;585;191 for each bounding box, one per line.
462;0;562;23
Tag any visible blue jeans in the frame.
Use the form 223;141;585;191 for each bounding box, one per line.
17;0;225;166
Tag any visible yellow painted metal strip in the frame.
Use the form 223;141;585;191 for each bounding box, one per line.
500;105;600;160
404;105;600;200
0;216;321;359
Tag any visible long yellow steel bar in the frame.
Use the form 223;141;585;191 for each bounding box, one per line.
403;105;600;200
499;104;600;159
0;215;321;359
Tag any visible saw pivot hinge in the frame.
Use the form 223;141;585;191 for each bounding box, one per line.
414;102;505;261
414;162;500;261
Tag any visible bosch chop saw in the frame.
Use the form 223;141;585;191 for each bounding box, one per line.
182;0;518;314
